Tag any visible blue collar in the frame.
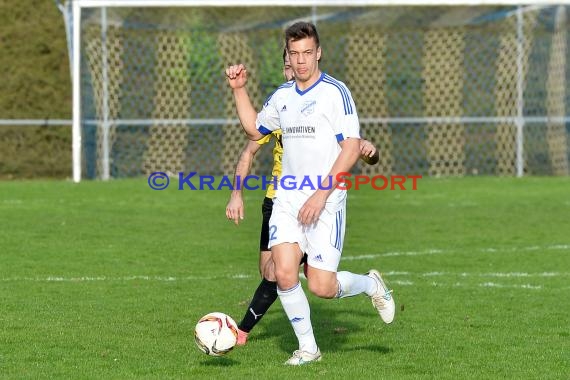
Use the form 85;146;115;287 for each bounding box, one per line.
295;72;324;96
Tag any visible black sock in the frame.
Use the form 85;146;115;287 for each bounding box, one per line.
238;278;278;332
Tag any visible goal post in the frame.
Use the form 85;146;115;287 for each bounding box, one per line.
63;0;570;182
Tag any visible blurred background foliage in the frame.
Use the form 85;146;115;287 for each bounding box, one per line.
0;0;71;179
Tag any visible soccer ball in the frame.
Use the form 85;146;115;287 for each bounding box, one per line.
194;312;238;356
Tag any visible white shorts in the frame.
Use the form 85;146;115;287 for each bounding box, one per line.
268;196;346;272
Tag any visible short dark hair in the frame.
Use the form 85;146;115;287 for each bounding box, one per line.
282;48;287;64
285;21;320;50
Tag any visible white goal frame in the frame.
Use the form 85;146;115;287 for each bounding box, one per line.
65;0;570;182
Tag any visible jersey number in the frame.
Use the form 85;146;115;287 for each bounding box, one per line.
269;225;277;241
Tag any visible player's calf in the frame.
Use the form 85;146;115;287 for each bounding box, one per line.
305;267;338;299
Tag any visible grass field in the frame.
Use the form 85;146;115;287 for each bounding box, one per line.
1;176;568;379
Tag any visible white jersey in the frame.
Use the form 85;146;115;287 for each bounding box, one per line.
256;72;360;204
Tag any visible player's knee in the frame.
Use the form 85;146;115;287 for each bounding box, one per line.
274;267;298;289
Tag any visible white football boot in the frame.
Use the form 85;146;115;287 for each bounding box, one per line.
367;269;395;324
284;348;322;365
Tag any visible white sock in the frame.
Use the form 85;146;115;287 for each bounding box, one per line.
336;271;377;298
277;282;318;354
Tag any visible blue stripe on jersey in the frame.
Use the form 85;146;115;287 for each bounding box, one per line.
336;133;344;142
323;75;352;115
323;74;353;115
263;81;295;107
258;125;272;135
324;74;352;110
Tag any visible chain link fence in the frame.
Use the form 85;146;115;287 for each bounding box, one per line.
76;5;570;179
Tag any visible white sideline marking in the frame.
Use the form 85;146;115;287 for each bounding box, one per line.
342;249;444;261
430;281;544;290
2;271;567;285
479;282;542;290
418;271;566;278
0;275;252;282
0;276;558;290
343;244;570;261
1;244;567;286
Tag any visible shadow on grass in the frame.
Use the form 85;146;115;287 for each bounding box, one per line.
345;344;392;354
249;297;393;356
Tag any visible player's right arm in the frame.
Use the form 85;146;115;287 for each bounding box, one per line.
226;140;263;225
225;64;264;141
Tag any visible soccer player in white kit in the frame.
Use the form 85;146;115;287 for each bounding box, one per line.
225;21;395;365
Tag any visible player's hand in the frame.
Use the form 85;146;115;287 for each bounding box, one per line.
360;139;380;165
226;192;244;225
225;64;248;89
298;191;327;226
360;139;376;157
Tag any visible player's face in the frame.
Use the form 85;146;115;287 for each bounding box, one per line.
283;54;294;81
287;37;321;88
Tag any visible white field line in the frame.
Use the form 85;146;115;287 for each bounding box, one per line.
342;249;445;260
1;271;568;287
416;271;567;278
478;282;543;289
0;274;253;282
0;276;555;290
425;281;548;290
1;244;567;286
342;244;570;261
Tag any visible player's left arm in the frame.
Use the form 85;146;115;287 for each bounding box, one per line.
298;82;361;225
360;139;380;165
298;137;360;226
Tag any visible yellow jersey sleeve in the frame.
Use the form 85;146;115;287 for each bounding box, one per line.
256;134;273;146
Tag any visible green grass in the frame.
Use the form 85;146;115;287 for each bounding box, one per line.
0;177;569;379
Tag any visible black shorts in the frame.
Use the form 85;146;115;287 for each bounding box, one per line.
259;196;307;265
259;197;274;252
